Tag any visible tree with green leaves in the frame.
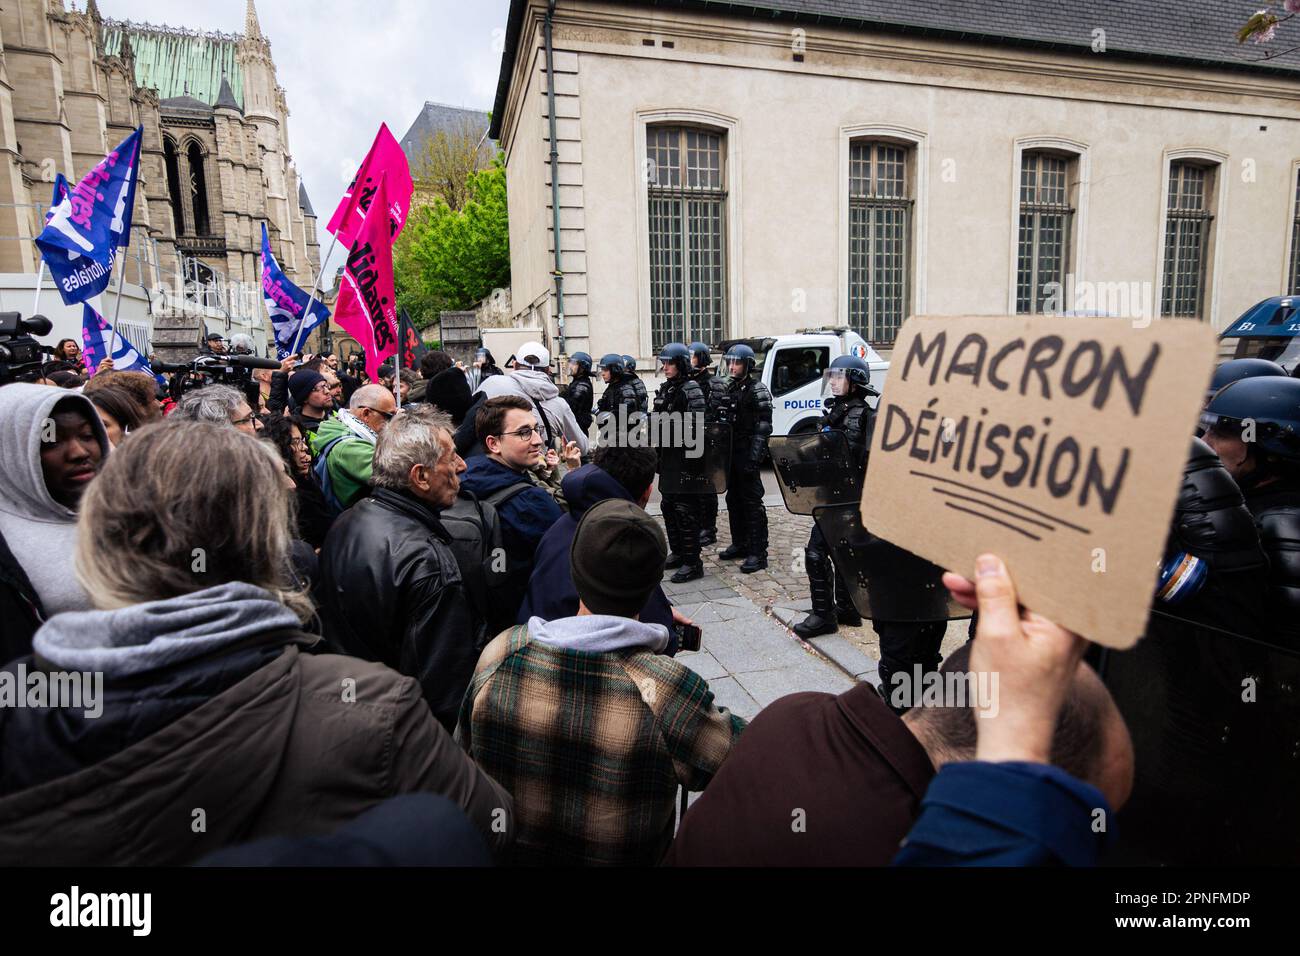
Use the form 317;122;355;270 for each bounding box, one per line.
394;155;510;329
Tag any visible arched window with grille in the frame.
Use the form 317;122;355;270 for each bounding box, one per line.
847;140;913;344
187;140;210;237
1161;160;1218;319
645;125;727;349
163;137;185;235
1290;168;1300;296
1016;150;1077;313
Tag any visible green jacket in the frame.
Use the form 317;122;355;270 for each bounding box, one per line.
310;413;377;509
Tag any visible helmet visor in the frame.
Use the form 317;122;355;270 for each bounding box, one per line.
822;367;851;398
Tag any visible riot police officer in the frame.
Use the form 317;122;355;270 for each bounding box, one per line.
560;351;594;435
1204;357;1287;406
595;353;643;428
655;343;709;582
1201;376;1300;645
1154;435;1269;638
623;354;648;413
689;341;728;546
792;355;875;638
720;343;772;573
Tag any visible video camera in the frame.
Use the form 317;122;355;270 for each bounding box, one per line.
155;352;281;407
0;312;54;386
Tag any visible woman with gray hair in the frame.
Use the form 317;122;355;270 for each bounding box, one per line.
174;383;261;434
0;420;512;865
318;404;485;730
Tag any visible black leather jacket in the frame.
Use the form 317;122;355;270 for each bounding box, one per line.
316;487;484;730
819;392;874;467
726;374;773;467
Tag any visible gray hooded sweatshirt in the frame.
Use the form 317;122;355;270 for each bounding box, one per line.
476;368;590;452
0;383;109;619
34;581;301;678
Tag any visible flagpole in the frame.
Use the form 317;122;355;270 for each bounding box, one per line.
32;261;46;316
106;248;128;361
290;232;340;356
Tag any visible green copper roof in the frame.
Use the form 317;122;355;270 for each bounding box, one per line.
102;21;244;109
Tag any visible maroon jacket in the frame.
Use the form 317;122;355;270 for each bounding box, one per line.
664;683;935;866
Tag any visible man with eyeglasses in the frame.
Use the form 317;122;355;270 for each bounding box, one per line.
309;384;399;513
460;396;565;621
288;369;335;435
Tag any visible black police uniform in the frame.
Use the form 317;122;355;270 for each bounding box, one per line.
628;374;649;414
797;389;873;630
1242;481;1300;645
596;371;643;423
655;372;708;576
723;371;773;568
690;364;730;543
561;374;594;434
1157;437;1269;638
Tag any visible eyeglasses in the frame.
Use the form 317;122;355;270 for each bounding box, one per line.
358;406;396;422
290;437;309;450
499;425;539;442
311;383;332;395
231;412;256;427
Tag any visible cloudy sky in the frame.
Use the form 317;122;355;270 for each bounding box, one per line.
104;0;512;277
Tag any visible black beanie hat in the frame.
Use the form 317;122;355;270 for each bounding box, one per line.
570;499;667;617
288;369;326;406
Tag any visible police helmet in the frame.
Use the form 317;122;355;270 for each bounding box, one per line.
688;341;712;369
1202;376;1300;463
658;342;691;375
598;353;626;376
828;353;871;388
569;351;592;375
723;343;757;373
1206;358;1287;402
623;355;637;374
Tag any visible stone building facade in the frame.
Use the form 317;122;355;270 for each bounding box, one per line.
490;0;1300;370
0;0;319;359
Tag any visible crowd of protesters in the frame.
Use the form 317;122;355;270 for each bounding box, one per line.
0;334;1130;867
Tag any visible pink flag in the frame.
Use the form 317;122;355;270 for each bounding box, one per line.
327;123;414;247
334;174;399;382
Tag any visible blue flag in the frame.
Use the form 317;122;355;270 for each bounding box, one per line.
261;223;330;358
81;304;154;380
36;127;142;306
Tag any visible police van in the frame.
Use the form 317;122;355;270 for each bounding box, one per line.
1219;296;1300;371
719;327;889;436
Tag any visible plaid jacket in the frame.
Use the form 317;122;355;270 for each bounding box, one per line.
456;624;746;866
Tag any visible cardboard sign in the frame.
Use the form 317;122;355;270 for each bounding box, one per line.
861;315;1218;649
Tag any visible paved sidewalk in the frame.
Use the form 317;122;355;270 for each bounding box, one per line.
650;473;970;692
661;569;855;720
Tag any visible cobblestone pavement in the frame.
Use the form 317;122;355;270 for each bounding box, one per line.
650;466;969;688
660;568;854;720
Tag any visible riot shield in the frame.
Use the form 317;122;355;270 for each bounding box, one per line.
658;420;730;494
814;503;970;622
770;431;863;516
1098;611;1300;865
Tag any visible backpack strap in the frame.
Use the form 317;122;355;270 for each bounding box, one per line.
484;481;535;510
528;395;557;447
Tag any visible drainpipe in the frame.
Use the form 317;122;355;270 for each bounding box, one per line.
544;0;567;364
